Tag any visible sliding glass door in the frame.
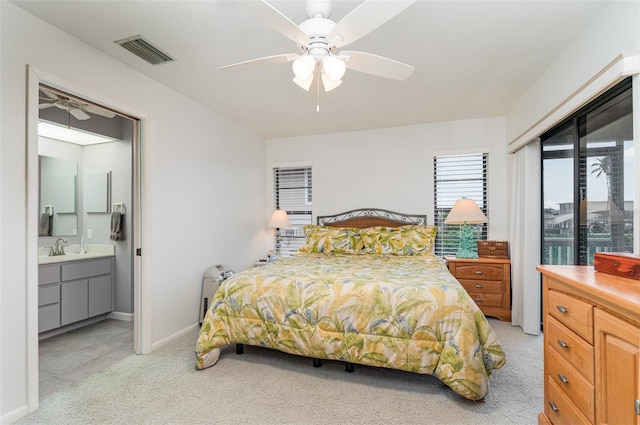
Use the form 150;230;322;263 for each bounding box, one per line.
542;78;634;266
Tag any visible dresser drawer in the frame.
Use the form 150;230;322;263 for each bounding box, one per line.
548;317;594;383
546;377;591;425
548;347;595;422
454;264;504;280
549;290;594;344
459;279;503;294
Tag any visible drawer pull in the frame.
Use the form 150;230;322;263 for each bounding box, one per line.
475;271;483;275
557;339;569;349
613;261;620;267
475;297;483;303
556;305;568;314
635;399;640;415
475;284;483;289
548;401;559;412
557;373;569;384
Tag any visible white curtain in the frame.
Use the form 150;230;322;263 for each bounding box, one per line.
509;139;541;335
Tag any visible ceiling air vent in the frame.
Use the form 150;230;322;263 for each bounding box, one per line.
114;35;175;65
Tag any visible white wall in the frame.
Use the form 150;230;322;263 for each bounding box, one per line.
0;1;266;421
83;135;134;314
266;118;509;242
507;0;640;145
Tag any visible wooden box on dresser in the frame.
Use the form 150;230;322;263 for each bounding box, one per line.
446;256;511;321
537;265;640;425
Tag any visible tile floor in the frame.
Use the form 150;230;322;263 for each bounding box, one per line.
38;319;134;400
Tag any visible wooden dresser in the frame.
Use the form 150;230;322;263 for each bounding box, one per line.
446;256;511;321
537;265;640;425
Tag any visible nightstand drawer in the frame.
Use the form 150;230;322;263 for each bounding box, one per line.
548;317;594;383
466;292;503;308
458;279;503;294
454;264;504;280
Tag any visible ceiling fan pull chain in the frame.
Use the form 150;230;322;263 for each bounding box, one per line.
316;72;320;112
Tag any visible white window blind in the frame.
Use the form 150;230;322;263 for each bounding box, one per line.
433;153;488;257
273;166;313;256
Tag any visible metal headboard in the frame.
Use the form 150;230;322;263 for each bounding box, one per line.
317;208;426;228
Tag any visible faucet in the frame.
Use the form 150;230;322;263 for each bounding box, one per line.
54;237;67;256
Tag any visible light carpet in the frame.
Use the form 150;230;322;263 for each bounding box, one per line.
16;319;542;425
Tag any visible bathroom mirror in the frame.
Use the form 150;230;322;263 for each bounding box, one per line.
39;155;78;236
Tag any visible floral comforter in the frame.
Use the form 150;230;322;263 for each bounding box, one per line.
195;253;505;400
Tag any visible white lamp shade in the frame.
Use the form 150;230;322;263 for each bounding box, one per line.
292;75;313;91
444;198;488;224
321;73;342;92
292;55;316;81
269;209;291;228
322;56;346;81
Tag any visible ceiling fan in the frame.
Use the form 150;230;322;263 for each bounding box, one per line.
39;88;116;121
221;0;416;92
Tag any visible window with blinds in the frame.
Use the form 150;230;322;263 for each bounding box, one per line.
273;166;313;256
433;153;488;257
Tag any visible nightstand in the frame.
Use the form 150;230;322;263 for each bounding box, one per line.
445;256;511;321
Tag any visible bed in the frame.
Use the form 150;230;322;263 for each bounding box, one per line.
195;208;506;400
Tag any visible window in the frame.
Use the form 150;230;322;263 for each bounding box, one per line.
433;153;488;257
273;166;313;256
542;78;633;265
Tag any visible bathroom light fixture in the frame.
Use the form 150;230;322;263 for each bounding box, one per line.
268;209;292;258
444;198;488;259
38;121;116;146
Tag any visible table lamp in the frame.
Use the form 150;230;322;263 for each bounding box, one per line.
268;209;291;258
444;198;488;258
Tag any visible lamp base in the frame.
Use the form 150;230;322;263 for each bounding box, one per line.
456;222;479;259
455;248;479;259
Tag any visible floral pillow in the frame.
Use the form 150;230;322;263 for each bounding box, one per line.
298;225;364;254
360;225;438;255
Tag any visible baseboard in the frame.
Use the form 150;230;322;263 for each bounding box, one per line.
151;323;200;352
108;311;134;321
1;403;30;424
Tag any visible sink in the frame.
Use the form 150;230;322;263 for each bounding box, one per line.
38;244;115;264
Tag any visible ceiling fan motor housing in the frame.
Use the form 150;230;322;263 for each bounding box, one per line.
299;19;335;59
305;0;332;19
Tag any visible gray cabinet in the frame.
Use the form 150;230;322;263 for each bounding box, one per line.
38;257;114;333
61;279;89;326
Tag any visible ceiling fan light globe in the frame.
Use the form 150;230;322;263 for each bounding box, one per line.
322;56;346;81
321;73;342;92
292;55;316;81
292;76;313;91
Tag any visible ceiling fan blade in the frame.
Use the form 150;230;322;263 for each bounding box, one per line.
341;51;414;81
39;103;55;109
245;1;310;47
84;104;116;119
40;88;59;101
221;53;298;72
329;0;416;49
69;108;91;120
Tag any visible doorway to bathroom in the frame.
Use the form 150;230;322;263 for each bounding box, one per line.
28;71;145;403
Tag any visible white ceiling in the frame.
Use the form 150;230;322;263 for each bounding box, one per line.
14;0;604;139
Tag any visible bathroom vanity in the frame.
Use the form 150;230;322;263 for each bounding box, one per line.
38;246;114;336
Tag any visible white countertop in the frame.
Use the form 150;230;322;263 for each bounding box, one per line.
38;244;115;264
